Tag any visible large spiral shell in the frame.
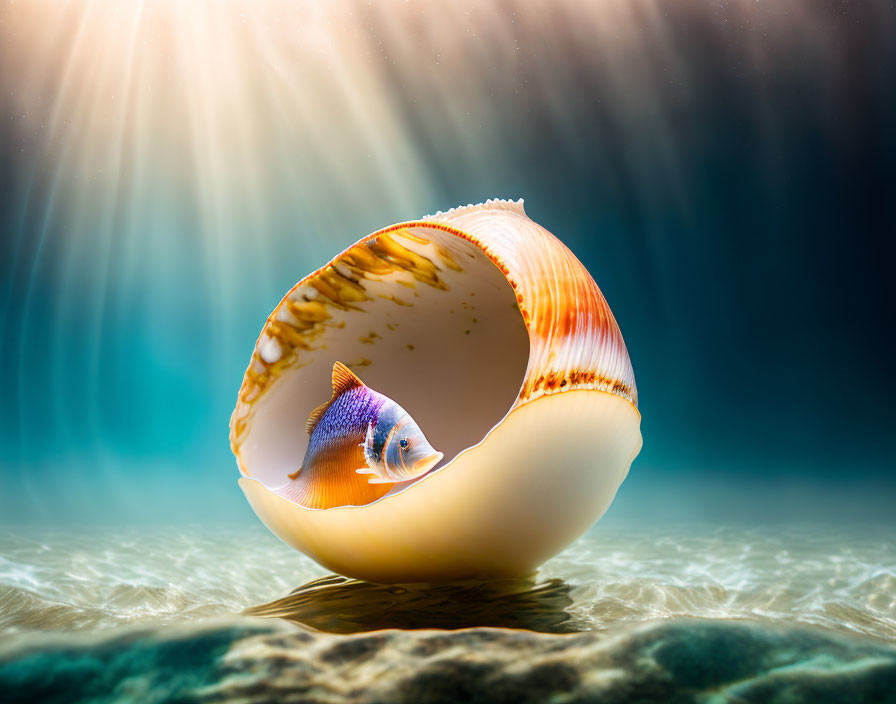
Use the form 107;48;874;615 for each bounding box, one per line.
232;199;642;582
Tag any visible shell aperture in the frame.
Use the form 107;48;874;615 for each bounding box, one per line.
234;201;641;580
286;362;443;508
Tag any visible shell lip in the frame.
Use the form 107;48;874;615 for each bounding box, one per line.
238;387;638;513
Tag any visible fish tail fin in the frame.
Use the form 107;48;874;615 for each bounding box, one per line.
276;470;385;509
276;472;328;508
275;457;393;509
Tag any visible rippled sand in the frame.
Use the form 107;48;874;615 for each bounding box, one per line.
1;524;895;702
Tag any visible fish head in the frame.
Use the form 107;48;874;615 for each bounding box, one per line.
373;405;443;482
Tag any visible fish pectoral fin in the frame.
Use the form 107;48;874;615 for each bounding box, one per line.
355;467;376;475
287;467;302;481
366;477;400;484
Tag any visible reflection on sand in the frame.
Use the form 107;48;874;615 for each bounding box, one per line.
244;575;577;634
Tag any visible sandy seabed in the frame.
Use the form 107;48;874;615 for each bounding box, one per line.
1;524;895;703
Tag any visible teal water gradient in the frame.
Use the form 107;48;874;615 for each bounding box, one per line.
0;0;894;524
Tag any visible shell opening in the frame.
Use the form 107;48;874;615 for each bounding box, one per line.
231;225;531;505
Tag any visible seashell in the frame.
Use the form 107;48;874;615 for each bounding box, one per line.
231;199;642;583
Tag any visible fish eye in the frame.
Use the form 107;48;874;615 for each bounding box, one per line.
399;437;410;450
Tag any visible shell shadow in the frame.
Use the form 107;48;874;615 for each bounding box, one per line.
244;575;578;634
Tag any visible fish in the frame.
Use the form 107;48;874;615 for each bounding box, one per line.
285;362;443;509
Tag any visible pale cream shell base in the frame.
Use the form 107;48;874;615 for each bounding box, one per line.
240;389;642;583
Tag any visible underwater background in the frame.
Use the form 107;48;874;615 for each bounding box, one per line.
1;0;895;702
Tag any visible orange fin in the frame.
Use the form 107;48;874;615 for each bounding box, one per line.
287;466;302;480
304;400;331;435
331;361;363;396
305;361;366;435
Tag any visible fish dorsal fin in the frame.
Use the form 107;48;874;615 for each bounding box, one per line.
305;362;365;435
304;401;330;435
332;361;363;396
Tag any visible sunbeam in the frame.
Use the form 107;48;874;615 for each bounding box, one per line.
1;0;894;522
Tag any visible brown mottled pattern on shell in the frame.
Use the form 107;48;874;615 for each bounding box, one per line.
229;229;454;465
230;200;637;471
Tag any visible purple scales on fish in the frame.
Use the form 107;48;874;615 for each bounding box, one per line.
281;362;443;509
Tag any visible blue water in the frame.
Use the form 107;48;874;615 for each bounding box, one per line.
2;0;894;525
2;0;895;701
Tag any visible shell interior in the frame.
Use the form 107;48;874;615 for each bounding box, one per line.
232;227;530;496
